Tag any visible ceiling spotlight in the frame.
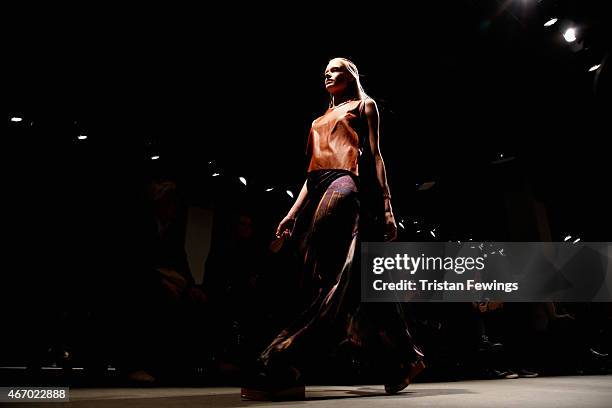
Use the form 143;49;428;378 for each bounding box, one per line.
286;190;294;198
543;18;558;27
212;173;220;177
10;117;23;122
564;235;572;241
563;28;577;43
78;135;88;140
430;231;436;238
573;238;581;243
588;64;601;72
398;222;405;229
265;187;274;192
151;155;160;160
239;177;247;186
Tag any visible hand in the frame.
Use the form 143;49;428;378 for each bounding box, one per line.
276;215;296;238
383;210;397;241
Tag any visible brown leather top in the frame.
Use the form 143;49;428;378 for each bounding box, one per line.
306;99;367;176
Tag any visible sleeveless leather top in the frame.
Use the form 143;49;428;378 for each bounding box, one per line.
306;99;368;176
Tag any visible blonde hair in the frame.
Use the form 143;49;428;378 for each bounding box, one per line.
327;57;370;108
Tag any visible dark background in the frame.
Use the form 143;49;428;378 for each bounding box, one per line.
3;0;611;364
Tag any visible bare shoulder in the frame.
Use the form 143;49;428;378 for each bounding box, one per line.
311;114;322;127
312;108;329;126
363;98;378;118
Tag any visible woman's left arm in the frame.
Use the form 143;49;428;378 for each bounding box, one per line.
364;99;397;241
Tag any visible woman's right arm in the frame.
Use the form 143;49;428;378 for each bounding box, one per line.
276;179;308;238
277;123;314;238
288;179;308;218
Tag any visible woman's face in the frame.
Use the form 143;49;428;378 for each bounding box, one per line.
324;60;353;95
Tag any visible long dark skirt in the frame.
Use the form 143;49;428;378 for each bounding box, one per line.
260;169;423;381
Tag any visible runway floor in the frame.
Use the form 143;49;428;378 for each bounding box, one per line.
7;375;611;407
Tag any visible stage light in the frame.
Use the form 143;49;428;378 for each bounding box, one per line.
564;235;572;241
78;135;88;140
416;230;421;233
588;64;601;72
239;177;247;186
151;155;160;160
573;238;581;243
266;187;274;192
544;18;557;27
430;231;436;238
398;222;405;229
10;117;23;122
286;190;294;198
212;173;220;177
563;28;576;43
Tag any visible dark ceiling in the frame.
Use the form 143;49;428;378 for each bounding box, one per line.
5;1;611;248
